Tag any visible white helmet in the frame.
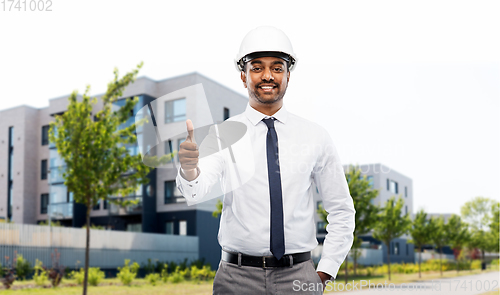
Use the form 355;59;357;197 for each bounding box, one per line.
235;26;298;72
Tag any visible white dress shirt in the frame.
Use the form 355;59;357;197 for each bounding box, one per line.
176;103;355;278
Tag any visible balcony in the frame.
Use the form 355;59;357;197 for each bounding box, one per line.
48;202;73;219
108;196;143;215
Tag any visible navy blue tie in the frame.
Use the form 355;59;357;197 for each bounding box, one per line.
262;117;285;261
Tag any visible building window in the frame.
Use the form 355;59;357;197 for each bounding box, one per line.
366;175;374;188
126;223;142;232
317;222;327;234
164;181;184;204
103;199;108;210
41;159;48;180
166;222;174;235
405;186;407;198
179;220;187;236
386;178;389;191
406;244;409;255
394;242;399;255
405;205;408;215
389;180;398;194
178;138;185;152
93;199;100;210
223;107;230;121
317;201;323;210
41;194;49;214
164;98;186;124
41;125;50;145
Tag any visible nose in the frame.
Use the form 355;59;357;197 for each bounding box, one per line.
261;67;274;81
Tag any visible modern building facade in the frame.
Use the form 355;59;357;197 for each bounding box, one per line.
0;72;247;268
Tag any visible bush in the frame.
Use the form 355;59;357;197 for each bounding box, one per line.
145;273;161;286
14;254;32;281
167;266;186;284
161;263;169;283
190;265;216;281
117;259;140;286
70;267;104;286
33;259;48;287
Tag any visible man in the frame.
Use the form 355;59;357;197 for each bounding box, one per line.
176;26;355;294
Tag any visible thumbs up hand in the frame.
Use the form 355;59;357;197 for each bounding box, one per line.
179;119;199;180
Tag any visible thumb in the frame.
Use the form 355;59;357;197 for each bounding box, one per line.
186;119;195;143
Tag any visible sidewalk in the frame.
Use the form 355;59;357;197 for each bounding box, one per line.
324;271;499;294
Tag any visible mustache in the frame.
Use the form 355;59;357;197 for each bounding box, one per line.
256;82;279;88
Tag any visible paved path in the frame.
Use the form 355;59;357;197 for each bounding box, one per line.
325;271;499;294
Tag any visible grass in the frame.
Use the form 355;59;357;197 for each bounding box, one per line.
1;267;498;294
0;278;214;294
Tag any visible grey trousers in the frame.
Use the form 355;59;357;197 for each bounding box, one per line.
213;258;324;295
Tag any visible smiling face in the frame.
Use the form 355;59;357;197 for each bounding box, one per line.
240;56;290;114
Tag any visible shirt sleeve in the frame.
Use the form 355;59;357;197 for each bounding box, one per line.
176;125;225;206
312;128;356;279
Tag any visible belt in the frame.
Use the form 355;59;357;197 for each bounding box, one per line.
222;250;311;268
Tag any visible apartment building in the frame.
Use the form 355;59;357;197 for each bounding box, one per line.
0;72;247;268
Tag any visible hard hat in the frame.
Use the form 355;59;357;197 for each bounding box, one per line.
235;26;298;72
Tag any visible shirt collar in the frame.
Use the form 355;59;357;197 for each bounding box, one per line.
244;103;289;126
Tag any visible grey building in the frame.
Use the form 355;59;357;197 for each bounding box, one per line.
0;72;247;269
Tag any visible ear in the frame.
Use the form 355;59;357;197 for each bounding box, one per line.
240;71;247;88
287;70;290;83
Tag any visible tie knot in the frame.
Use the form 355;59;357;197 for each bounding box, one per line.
262;117;275;129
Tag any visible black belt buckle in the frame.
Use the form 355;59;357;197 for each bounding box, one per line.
262;256;266;269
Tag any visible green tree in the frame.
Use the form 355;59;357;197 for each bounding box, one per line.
487;202;499;254
372;196;411;280
445;214;470;273
461;197;498;264
408;209;432;278
49;62;171;295
428;216;447;276
317;165;379;282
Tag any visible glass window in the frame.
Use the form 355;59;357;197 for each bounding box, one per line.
367;175;374;188
317;201;323;209
405;186;407;198
317;222;327;234
41;125;50;145
41;194;49;214
224;107;230;121
164;98;186;124
395;242;399;255
405;205;408;215
406;244;409;255
386;178;389;191
50;184;68;204
41;159;48;180
9;151;13;180
179;220;187;236
389;180;398;194
9;126;14;147
166;222;174;235
93;199;100;210
164;181;184;204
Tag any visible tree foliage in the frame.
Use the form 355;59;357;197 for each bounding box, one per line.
408;209;432;278
372;196;411;280
48;62;171;295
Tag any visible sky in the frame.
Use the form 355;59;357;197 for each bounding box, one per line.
1;0;499;215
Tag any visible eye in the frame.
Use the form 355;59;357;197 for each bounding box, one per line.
273;67;283;72
251;67;262;72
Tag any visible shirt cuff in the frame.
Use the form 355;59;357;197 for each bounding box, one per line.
176;167;201;201
316;259;340;280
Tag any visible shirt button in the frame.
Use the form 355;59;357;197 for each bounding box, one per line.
192;194;196;198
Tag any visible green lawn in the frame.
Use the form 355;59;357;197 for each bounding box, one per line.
1;269;498;294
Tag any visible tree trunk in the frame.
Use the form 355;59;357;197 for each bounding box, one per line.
418;246;422;279
439;246;443;277
481;249;485;271
456;248;460;274
353;248;357;277
387;242;391;281
344;253;348;285
83;202;91;295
